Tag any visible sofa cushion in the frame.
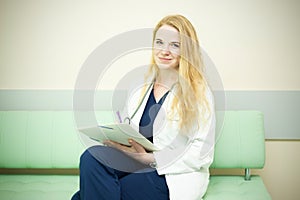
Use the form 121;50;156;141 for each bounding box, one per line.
203;176;271;200
0;174;78;200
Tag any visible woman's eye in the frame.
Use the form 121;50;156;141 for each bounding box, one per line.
170;43;180;48
155;40;163;45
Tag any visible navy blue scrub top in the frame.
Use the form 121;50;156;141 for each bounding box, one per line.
139;88;169;143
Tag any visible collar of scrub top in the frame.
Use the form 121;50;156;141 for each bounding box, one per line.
124;80;178;124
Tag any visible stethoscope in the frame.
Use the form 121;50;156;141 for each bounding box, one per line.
123;81;177;125
123;82;154;124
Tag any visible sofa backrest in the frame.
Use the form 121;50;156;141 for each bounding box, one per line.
0;110;265;170
0;111;113;168
211;110;266;169
0;111;80;168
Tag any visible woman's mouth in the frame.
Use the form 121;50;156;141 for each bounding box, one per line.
158;57;172;62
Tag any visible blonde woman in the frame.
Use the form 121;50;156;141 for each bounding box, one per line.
72;14;215;200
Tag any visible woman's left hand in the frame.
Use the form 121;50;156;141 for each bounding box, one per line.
103;139;155;165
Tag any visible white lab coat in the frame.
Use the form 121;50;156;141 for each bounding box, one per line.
126;83;216;200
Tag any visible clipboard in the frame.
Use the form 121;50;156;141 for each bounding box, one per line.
79;123;160;151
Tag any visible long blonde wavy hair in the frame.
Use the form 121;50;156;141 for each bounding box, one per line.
146;14;210;132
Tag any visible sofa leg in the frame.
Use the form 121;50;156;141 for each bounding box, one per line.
244;168;251;181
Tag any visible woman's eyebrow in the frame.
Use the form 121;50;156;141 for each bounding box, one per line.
155;38;180;43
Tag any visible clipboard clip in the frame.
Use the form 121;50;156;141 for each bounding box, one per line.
98;125;114;130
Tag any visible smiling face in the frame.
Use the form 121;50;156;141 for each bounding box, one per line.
153;25;181;71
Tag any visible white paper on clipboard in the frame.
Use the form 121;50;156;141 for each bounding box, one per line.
79;123;160;151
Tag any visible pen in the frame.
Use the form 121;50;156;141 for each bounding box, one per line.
116;111;123;123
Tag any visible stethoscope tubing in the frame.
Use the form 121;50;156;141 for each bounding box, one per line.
125;82;154;124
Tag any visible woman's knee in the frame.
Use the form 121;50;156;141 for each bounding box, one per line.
80;147;93;163
79;146;103;169
79;146;116;177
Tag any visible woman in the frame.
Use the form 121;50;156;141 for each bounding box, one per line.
72;14;215;200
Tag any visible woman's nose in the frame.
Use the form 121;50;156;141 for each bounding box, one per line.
161;44;171;54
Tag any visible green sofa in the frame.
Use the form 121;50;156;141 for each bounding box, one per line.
0;110;271;199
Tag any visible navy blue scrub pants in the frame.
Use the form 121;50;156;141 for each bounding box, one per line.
71;145;169;200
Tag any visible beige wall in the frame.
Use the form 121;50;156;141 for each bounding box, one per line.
0;0;299;90
0;0;299;199
259;141;300;200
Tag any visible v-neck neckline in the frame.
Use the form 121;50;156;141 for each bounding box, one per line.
151;88;169;104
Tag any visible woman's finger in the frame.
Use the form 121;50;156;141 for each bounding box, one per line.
104;140;133;152
129;139;146;153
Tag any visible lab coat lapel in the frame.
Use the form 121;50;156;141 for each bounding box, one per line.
129;83;153;128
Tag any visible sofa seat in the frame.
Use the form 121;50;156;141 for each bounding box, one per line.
204;176;271;200
0;175;78;200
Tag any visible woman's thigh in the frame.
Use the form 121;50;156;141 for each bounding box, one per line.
120;171;169;200
86;145;150;173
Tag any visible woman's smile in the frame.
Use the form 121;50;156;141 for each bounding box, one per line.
158;57;172;62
